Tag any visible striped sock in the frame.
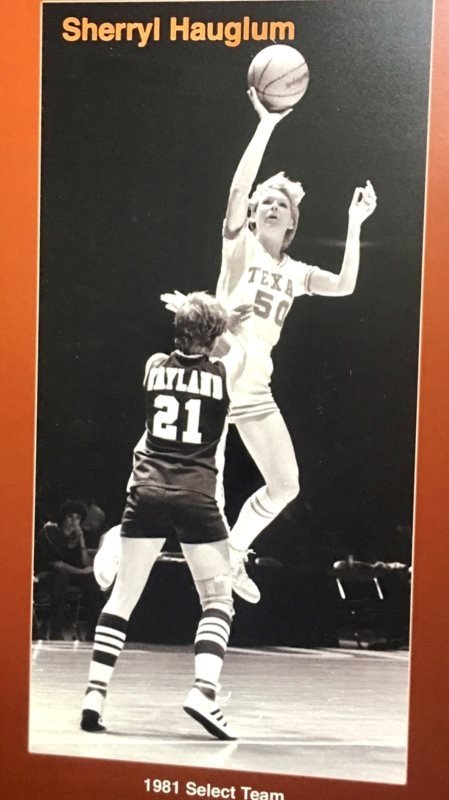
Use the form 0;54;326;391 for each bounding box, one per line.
82;612;128;713
230;486;283;551
194;607;232;694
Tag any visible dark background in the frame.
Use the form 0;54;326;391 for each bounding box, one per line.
37;1;432;585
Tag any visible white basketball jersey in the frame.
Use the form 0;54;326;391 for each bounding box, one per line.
217;225;317;350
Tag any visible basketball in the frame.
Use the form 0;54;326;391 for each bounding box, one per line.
248;45;310;112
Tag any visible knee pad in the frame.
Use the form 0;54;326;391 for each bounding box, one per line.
94;527;121;591
195;574;234;616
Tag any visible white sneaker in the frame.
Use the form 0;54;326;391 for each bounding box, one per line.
183;688;238;741
229;547;261;604
93;526;121;591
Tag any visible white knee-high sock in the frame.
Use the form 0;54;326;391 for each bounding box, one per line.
229;487;283;552
194;607;232;697
82;612;128;713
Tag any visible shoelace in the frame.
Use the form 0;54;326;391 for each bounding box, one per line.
196;682;232;707
233;547;256;565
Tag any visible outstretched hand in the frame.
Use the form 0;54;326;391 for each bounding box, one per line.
349;180;377;225
160;290;186;313
247;86;293;125
227;303;253;334
161;294;252;334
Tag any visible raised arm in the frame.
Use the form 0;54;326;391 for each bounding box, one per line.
211;303;252;376
159;295;248;388
224;88;292;237
159;293;251;377
308;181;377;297
76;521;92;568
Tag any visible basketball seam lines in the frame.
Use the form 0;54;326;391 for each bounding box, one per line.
261;62;308;95
250;56;274;89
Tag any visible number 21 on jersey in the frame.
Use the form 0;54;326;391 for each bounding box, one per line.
152;394;202;444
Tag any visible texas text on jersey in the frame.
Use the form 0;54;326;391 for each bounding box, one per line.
218;226;318;349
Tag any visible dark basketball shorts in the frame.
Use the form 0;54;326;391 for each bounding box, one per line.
120;484;229;545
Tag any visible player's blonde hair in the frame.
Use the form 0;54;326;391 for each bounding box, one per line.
248;171;305;250
174;292;229;354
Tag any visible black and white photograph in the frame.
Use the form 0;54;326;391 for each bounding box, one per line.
29;0;433;786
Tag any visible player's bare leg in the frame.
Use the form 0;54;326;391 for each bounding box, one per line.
230;411;299;603
81;537;165;732
181;540;237;740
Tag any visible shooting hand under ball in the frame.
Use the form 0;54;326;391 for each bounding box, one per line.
247;86;292;126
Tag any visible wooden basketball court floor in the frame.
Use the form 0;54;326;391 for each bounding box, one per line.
29;641;409;784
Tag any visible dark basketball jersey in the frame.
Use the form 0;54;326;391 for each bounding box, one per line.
128;351;230;499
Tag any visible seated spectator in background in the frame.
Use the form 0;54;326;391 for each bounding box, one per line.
34;500;103;640
82;501;106;551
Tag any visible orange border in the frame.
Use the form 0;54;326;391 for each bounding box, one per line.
1;1;448;798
